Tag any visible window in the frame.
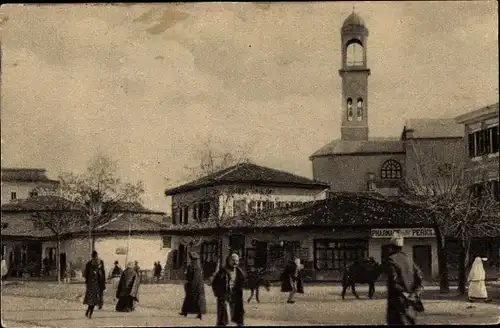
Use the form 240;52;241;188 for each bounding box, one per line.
356;98;363;121
314;239;368;271
233;200;247;216
162;236;172;249
346;40;364;66
347;98;353;121
10;192;16;200
488;180;499;200
173;208;180;225
29;190;38;198
248;200;274;214
380;160;402;179
180;206;189;225
200;241;218;264
193;202;211;221
468;125;499;157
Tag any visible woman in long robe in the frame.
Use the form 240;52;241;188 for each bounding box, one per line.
115;262;141;312
468;257;489;302
83;251;106;319
179;252;207;319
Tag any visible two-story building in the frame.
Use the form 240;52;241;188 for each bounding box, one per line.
1;168;59;205
163;162;330;279
453;103;500;280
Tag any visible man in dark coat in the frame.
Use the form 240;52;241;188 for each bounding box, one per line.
386;233;424;326
280;258;304;304
179;252;207;319
115;261;141;312
83;251;106;318
211;253;246;326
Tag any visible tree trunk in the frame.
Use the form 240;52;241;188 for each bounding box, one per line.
56;235;61;284
436;229;450;294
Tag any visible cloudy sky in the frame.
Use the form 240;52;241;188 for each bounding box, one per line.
1;2;498;212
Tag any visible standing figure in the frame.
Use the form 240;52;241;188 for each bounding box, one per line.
280;258;304;304
83;251;106;319
1;256;8;280
115;261;141;312
63;261;72;284
109;261;123;295
211;253;246;326
42;257;50;277
154;262;162;283
386;233;424;326
246;267;271;303
467;257;489;303
179;252;207;319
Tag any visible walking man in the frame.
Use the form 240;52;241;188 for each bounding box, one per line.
386;232;424;326
280;258;304;304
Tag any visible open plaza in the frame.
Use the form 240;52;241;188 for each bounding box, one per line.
1;281;499;326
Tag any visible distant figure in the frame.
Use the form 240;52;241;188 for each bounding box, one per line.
154;262;162;283
179;252;207;320
83;251;106;319
280;258;304;304
42;257;50;277
134;261;140;273
1;256;8;279
115;262;141;312
211;253;245;326
386;233;424;326
468;257;490;303
63;261;72;284
109;261;123;292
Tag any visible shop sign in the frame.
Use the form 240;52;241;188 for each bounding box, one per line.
115;247;128;255
371;228;435;238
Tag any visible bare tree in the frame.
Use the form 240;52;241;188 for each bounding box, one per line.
400;140;500;294
59;154;145;256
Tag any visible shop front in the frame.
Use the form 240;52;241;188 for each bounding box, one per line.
368;227;438;280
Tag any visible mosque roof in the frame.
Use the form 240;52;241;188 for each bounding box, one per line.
310;139;405;158
342;12;365;28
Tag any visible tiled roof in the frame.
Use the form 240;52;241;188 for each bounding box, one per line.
403;118;464;139
1;197;163;215
1;213;55;238
165;162;330;196
455;103;499;124
165;192;433;232
96;214;170;232
1;168;59;183
310;139;405;158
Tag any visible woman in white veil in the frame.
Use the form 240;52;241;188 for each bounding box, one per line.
467;257;489;302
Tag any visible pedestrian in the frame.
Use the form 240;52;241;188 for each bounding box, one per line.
154;261;162;283
63;261;72;284
179;252;207;320
280;257;304;304
1;256;8;280
211;253;246;326
109;261;123;295
115;261;141;312
467;257;490;303
83;251;106;319
42;257;50;277
386;233;424;326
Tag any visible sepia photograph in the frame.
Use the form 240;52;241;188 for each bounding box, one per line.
1;2;499;326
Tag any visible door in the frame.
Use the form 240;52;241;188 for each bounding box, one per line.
60;253;67;279
413;245;432;280
254;241;268;269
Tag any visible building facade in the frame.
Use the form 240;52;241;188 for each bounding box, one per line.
164;162;330;279
1;168;59;205
310;13;465;198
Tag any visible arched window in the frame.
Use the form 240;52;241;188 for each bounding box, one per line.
380;160;402;179
346;40;364;66
356;98;363;121
347;98;353;121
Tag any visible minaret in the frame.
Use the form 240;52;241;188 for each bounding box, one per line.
339;11;370;141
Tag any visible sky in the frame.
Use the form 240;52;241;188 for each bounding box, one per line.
0;2;498;212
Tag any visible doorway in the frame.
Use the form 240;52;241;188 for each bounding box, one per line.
413;245;432;280
60;253;67;279
254;241;268;269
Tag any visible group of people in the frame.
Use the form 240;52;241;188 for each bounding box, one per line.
83;251;141;318
79;233;492;326
178;251;305;326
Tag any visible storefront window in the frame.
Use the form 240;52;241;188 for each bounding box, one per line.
314;239;368;271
